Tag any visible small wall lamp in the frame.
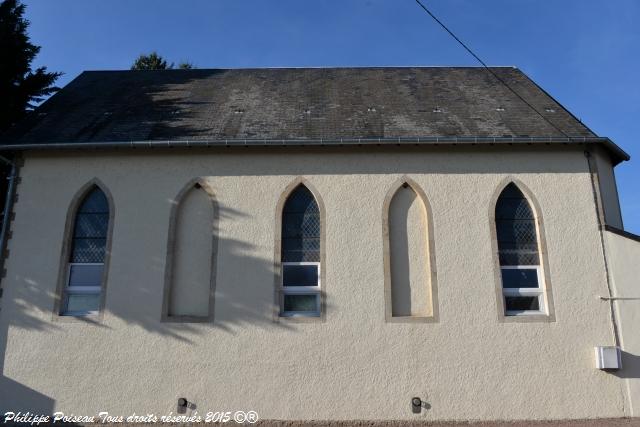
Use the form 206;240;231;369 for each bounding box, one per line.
177;397;188;414
411;397;422;414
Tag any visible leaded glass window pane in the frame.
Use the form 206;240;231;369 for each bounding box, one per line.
495;184;540;266
62;187;109;316
495;184;547;316
282;186;320;262
70;188;109;263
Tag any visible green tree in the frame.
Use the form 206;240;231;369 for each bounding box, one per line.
131;52;195;70
0;0;61;131
131;52;170;70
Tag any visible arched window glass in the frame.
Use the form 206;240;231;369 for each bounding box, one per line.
61;187;109;315
495;183;546;315
280;185;320;317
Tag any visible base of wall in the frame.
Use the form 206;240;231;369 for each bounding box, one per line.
218;419;639;427
29;418;639;427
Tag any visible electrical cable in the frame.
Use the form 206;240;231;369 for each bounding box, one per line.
413;0;570;138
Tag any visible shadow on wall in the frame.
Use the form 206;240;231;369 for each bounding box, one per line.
0;200;306;335
0;267;58;412
0;195;311;404
0;376;54;415
101;199;301;343
615;351;640;379
389;187;413;316
0;279;55;412
0;194;318;410
0;72;226;374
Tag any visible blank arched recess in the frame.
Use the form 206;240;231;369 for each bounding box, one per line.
162;179;218;322
383;178;438;322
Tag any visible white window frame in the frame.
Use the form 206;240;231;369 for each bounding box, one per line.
61;262;103;316
501;265;546;316
280;262;321;317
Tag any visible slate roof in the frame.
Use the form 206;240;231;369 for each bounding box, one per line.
0;66;628;161
1;66;599;140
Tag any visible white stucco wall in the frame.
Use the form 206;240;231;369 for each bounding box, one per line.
604;230;640;416
593;147;624;229
0;146;627;421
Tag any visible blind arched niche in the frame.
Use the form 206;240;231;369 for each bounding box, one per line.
383;178;438;322
162;179;218;322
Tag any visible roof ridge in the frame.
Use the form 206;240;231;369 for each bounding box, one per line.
81;65;519;73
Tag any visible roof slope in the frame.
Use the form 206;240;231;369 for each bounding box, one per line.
1;67;596;144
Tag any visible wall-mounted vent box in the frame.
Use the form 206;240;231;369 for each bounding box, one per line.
594;346;621;370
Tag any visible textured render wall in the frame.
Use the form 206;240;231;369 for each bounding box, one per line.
593;147;624;229
604;231;640;416
0;146;626;421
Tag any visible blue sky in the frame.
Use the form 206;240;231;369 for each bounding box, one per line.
23;0;639;233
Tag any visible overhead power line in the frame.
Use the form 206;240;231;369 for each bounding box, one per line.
413;0;570;138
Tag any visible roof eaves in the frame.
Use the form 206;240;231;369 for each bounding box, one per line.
0;136;629;164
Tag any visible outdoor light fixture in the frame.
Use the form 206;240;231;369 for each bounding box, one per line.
177;398;188;414
411;397;422;414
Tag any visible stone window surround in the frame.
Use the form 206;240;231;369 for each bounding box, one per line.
273;177;327;323
382;176;440;323
161;178;219;323
52;178;115;323
489;177;556;323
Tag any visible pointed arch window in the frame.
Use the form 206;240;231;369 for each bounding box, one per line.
495;183;547;316
61;187;110;315
279;185;321;317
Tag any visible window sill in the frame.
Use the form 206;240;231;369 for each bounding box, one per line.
276;314;323;323
500;313;555;323
161;315;212;323
53;312;104;324
385;315;438;324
